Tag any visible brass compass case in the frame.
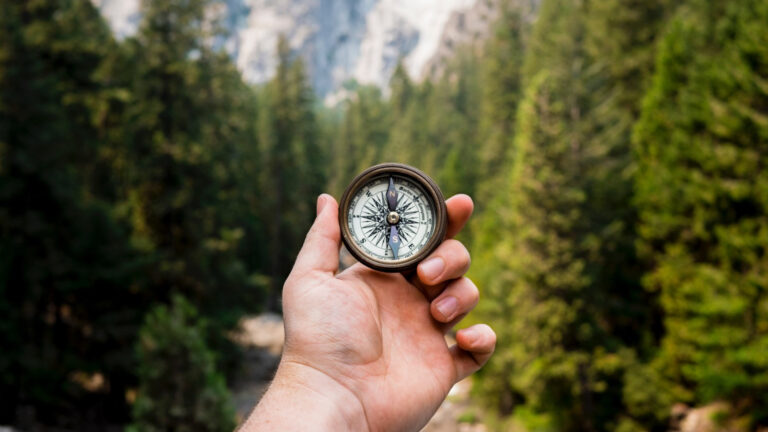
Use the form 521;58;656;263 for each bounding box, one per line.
339;163;448;272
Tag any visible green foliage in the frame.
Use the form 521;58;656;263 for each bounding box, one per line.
115;0;268;380
122;0;262;308
431;51;482;202
475;5;525;205
256;36;326;305
328;85;390;196
3;0;768;429
129;295;235;432
457;410;479;424
0;0;149;423
475;1;607;429
0;0;266;427
633;0;768;420
471;0;676;429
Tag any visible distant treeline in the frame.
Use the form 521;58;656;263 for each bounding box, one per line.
1;0;767;431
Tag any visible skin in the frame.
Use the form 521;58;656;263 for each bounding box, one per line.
240;193;496;432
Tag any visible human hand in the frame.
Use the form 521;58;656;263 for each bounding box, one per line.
242;193;496;432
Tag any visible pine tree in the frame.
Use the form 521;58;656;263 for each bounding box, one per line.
580;0;677;347
429;51;482;219
257;37;326;307
329;85;390;196
634;0;768;424
389;61;414;126
387;61;421;166
475;3;526;205
578;1;680;428
129;296;235;432
0;0;147;424
472;0;653;428
470;2;528;283
122;0;210;288
119;0;262;317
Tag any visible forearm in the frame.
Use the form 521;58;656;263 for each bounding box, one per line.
239;360;368;432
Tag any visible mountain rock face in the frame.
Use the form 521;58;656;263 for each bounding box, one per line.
422;0;498;80
423;0;539;80
93;0;481;102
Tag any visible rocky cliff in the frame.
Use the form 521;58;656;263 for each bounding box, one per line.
93;0;485;102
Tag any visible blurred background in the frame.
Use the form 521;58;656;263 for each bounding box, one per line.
1;0;767;431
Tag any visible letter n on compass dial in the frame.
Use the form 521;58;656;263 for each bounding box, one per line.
347;175;436;262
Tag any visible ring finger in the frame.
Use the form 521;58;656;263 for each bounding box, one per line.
430;277;480;327
415;239;471;299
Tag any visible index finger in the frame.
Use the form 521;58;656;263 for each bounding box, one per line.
445;194;474;238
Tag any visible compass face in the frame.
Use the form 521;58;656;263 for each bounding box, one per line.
339;163;447;272
346;175;436;262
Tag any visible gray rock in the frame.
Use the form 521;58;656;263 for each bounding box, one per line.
92;0;493;102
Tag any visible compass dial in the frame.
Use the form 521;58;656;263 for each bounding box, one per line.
339;163;447;272
347;175;435;261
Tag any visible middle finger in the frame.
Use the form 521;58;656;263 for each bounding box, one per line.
414;239;471;298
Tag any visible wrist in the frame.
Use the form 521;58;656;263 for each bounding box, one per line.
241;358;368;431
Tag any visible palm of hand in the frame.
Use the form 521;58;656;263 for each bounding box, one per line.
283;264;458;431
265;194;495;432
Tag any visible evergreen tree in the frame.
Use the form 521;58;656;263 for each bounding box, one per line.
257;37;326;307
579;1;680;429
419;49;487;238
129;295;235;432
122;0;213;292
475;4;526;205
0;0;147;424
472;0;654;428
430;51;482;217
328;85;390;195
389;61;414;126
634;0;768;425
120;0;263;319
470;2;528;276
580;0;677;345
386;61;422;167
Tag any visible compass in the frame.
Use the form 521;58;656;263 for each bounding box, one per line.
339;163;448;272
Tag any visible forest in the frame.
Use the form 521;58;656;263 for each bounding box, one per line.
1;0;767;431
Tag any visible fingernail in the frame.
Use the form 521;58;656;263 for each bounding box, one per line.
435;296;457;320
420;257;445;282
461;327;481;340
316;194;327;215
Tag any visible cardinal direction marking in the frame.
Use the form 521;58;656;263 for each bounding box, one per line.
388;225;400;259
387;177;398;211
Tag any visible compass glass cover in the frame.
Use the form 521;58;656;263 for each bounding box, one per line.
346;174;436;262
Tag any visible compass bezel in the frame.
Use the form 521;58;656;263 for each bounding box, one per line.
339;162;448;273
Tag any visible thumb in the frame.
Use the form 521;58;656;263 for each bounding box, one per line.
290;194;341;278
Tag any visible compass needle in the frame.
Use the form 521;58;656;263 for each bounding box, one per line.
388;225;400;259
387;177;398;211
